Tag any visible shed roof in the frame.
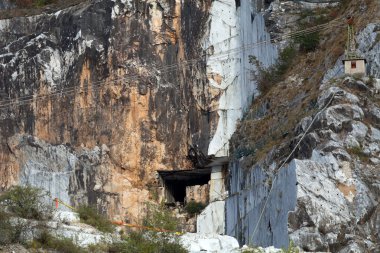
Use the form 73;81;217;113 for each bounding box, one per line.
342;58;367;63
157;168;212;181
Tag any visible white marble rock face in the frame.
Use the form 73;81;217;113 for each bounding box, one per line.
197;200;225;234
205;0;277;157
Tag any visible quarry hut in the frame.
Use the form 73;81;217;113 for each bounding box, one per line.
343;16;367;76
342;58;367;76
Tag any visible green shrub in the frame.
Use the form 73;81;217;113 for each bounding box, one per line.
10;0;54;8
0;185;52;220
109;232;157;253
293;31;320;52
10;0;33;8
86;242;111;253
184;201;206;216
109;203;188;253
142;203;179;232
249;45;297;95
0;209;21;245
110;231;188;253
77;205;114;233
347;146;369;163
34;0;53;7
0;186;47;245
32;231;86;253
281;241;300;253
366;75;376;87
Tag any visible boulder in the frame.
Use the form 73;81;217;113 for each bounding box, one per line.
197;201;225;234
180;233;239;253
52;211;80;224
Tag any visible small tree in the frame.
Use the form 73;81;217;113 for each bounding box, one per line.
293;31;320;52
0;209;19;245
249;45;297;95
111;203;188;253
142;203;179;231
0;186;51;245
184;201;206;217
77;205;114;233
0;185;53;220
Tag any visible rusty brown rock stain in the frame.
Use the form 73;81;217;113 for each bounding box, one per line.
207;73;223;86
338;183;356;200
34;74;53;142
0;162;19;190
174;0;184;61
0;0;213;221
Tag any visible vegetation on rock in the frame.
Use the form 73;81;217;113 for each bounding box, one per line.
142;203;180;232
0;185;52;220
184;201;206;217
77;205;115;233
10;0;54;8
110;203;188;253
0;186;53;245
30;231;86;253
0;209;21;245
249;45;297;95
293;31;320;52
110;231;187;253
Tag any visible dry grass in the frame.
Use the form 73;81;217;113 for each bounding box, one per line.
0;0;87;19
231;0;380;167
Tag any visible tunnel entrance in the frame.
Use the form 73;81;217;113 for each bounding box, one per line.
158;168;211;204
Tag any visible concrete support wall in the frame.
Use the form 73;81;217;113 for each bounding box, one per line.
196;165;227;234
209;165;226;202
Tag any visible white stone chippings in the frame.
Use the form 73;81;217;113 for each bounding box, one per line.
122;0;132;6
206;0;277;157
180;233;240;253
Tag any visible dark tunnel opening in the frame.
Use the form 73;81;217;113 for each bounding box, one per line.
158;169;211;203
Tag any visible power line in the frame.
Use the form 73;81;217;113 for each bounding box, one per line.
0;19;345;111
248;90;338;246
226;62;344;240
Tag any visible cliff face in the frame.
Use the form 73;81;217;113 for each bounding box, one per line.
3;0;379;251
227;16;380;252
0;0;275;222
0;0;14;10
205;0;277;157
0;0;214;220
